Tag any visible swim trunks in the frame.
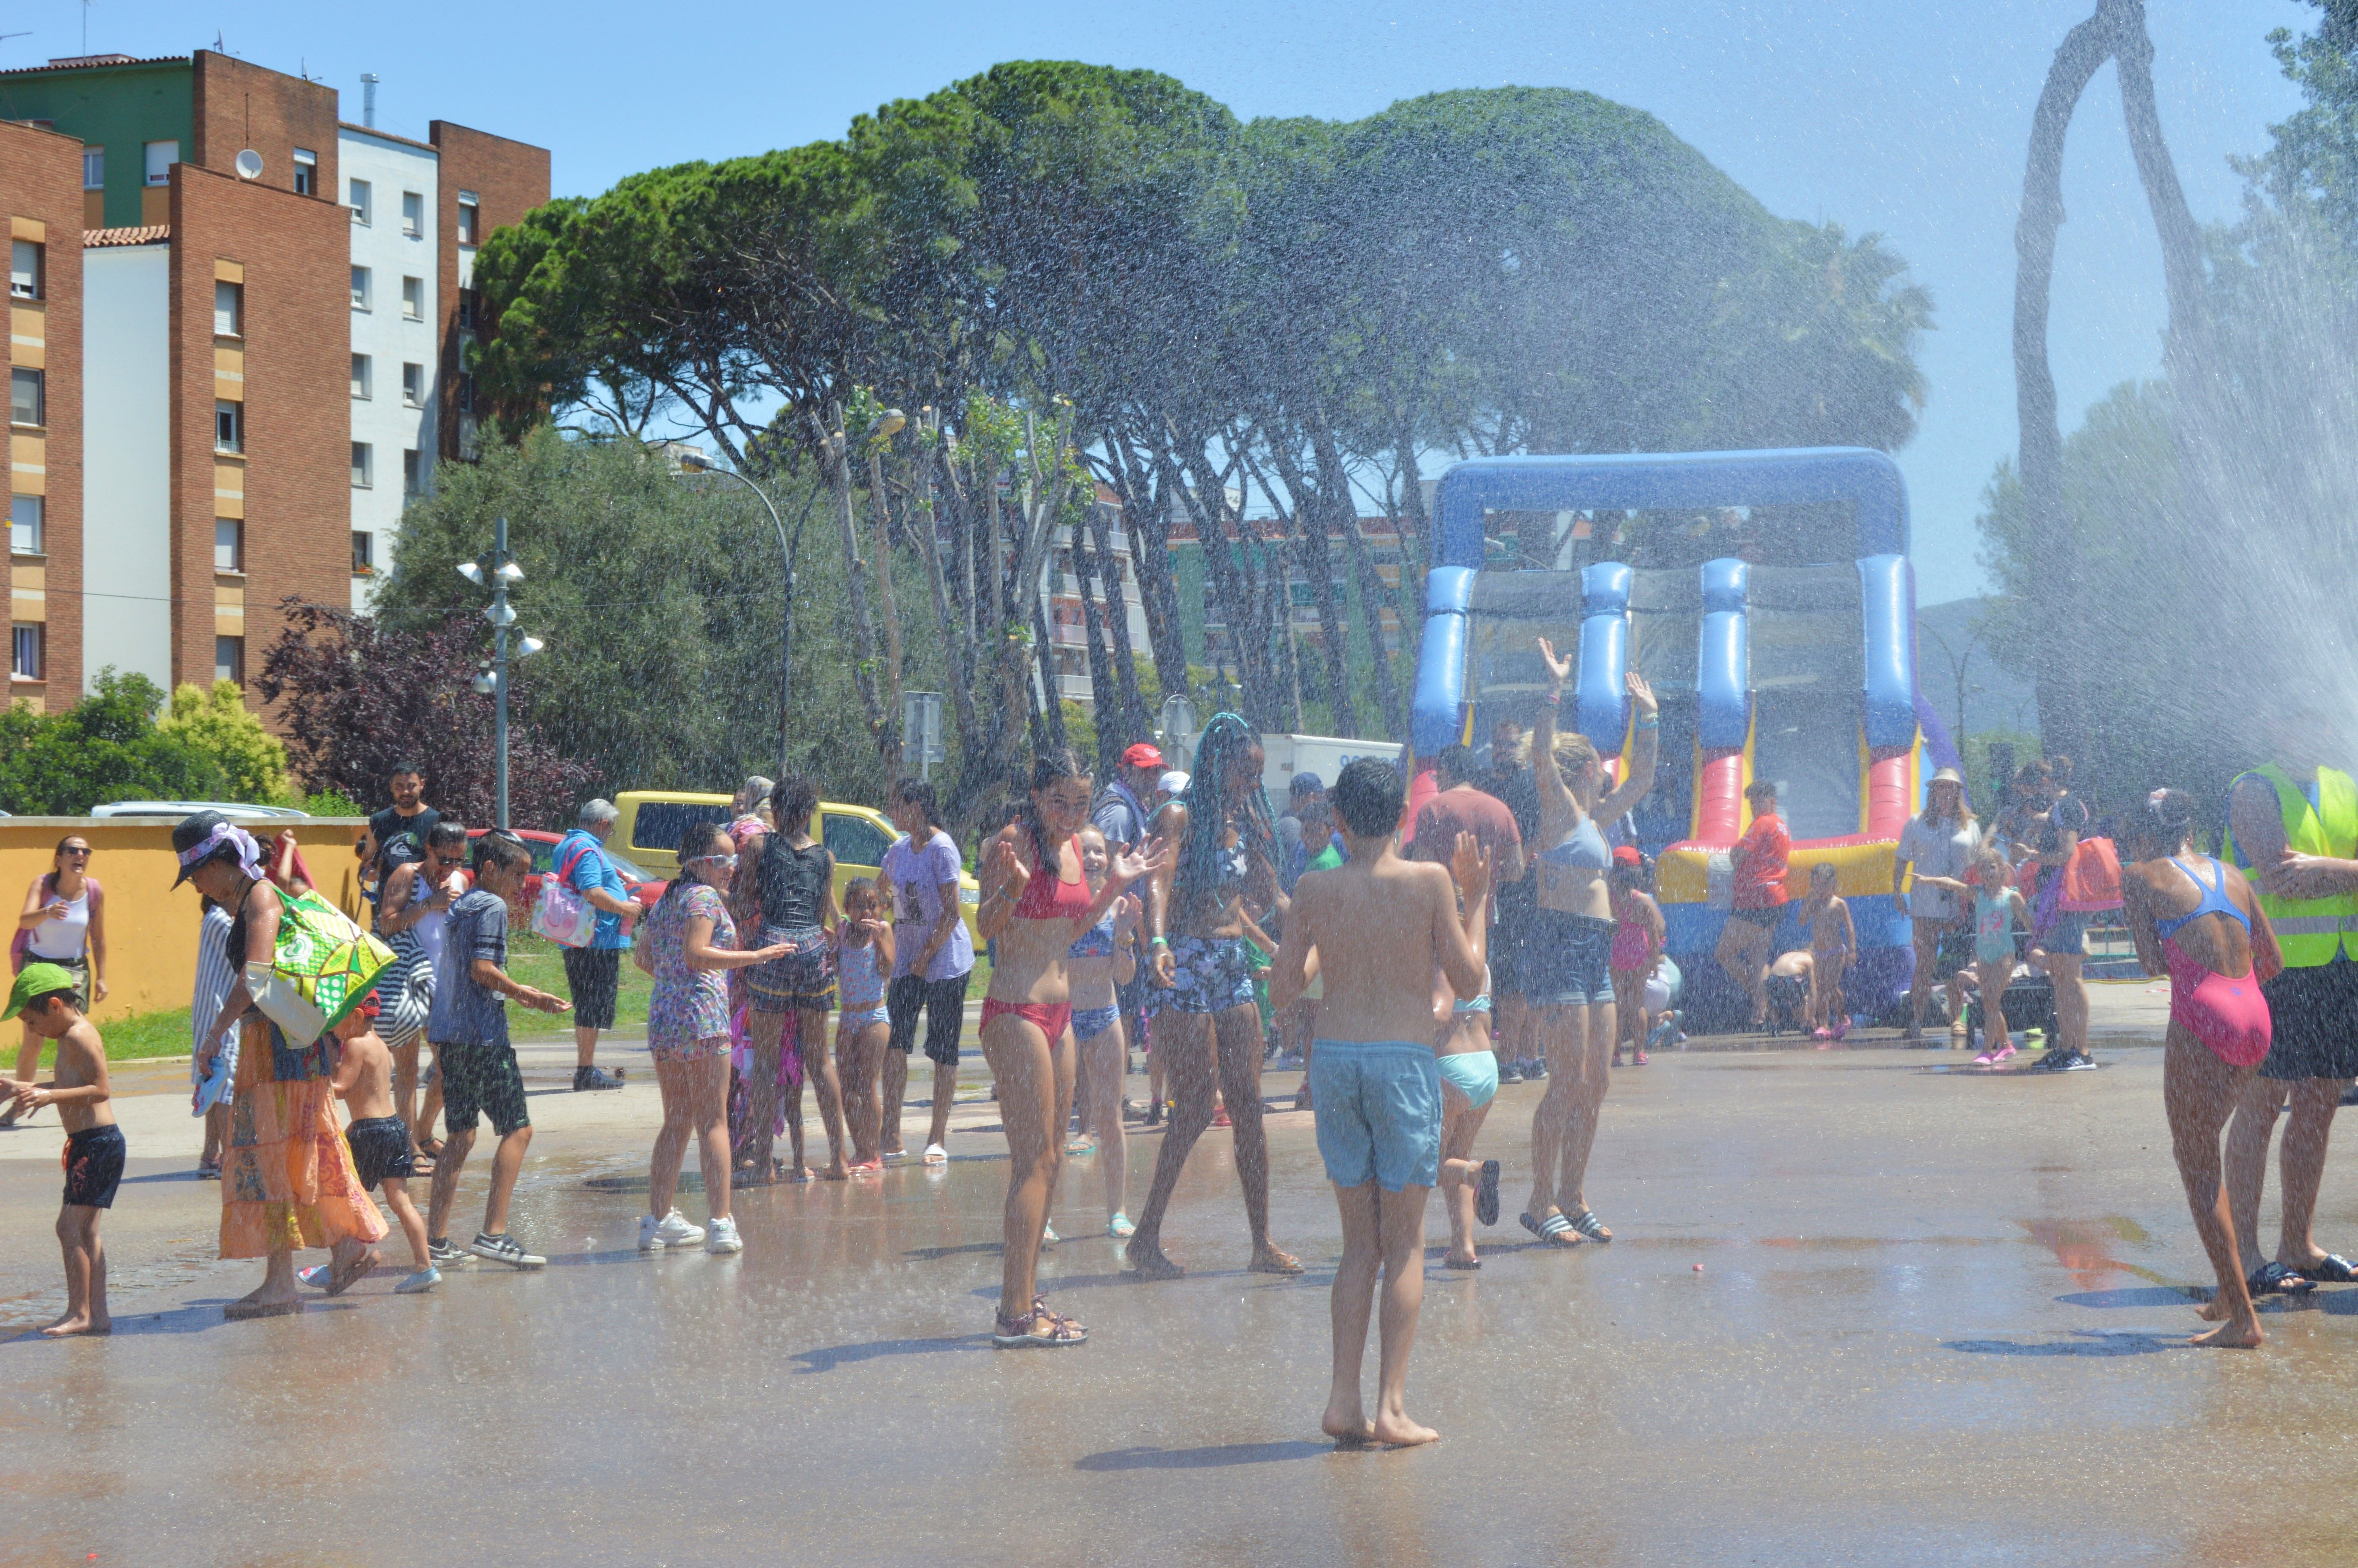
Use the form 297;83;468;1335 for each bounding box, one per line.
345;1114;417;1191
62;1124;125;1209
1310;1039;1441;1192
1157;933;1256;1015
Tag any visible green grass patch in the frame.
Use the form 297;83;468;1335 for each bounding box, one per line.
506;930;652;1037
16;1006;205;1070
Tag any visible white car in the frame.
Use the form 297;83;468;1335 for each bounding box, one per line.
86;801;311;821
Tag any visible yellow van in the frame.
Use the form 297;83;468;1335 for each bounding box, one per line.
611;790;981;946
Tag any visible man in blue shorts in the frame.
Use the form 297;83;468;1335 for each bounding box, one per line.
1271;757;1491;1448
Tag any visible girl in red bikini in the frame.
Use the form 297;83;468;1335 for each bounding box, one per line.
976;747;1164;1348
2120;787;2284;1349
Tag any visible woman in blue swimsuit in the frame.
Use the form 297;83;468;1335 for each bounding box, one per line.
1521;639;1658;1247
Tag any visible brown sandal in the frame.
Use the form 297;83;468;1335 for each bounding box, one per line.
994;1303;1087;1348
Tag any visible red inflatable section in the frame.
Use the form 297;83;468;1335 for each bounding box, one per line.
1692;749;1746;846
1864;747;1913;838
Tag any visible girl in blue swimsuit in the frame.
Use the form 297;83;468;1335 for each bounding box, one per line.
1521;639;1659;1248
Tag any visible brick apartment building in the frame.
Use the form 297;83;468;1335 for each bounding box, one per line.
0;49;547;712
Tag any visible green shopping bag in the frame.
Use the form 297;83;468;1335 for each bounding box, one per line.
244;887;396;1043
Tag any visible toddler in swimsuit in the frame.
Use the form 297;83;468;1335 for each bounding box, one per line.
833;879;895;1171
1803;863;1856;1044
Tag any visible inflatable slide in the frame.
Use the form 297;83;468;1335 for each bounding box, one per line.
1408;447;1963;1026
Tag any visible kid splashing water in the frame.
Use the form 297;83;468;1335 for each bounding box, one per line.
834;879;895;1173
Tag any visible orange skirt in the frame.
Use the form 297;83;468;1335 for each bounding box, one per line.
219;1016;388;1258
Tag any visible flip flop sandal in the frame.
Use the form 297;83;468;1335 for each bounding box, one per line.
2249;1260;2317;1297
1568;1209;1613;1243
1475;1160;1501;1228
1442;1255;1482;1270
2298;1254;2358;1284
1520;1212;1580;1246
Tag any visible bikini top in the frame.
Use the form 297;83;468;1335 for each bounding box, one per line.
1011;836;1093;922
1068;910;1116;961
2155;856;2250;943
1540;813;1610;872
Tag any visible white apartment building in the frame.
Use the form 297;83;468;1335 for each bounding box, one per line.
339;121;437;607
1041;488;1153;707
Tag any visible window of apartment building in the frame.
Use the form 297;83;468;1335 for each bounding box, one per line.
11;368;42;428
10;495;40;555
214;399;243;453
292;149;317;197
10;240;41;300
352;530;374;572
351;266;370;310
349;177;372;224
456;373;476;415
456;193;479;244
213;280;241;336
457;288;480;331
351;354;371;400
401;191;423;237
214;517;242;573
215;635;243;685
401;362;424;407
12;624;40;681
352;442;372;488
143;140;177;185
402;448;421;495
81;147;103;190
401;276;423;320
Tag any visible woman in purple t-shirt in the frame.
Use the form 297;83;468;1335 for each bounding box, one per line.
880;780;975;1163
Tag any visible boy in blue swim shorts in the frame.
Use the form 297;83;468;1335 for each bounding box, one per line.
1270;757;1491;1448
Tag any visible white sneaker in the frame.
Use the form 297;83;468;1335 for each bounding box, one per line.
640;1208;706;1252
705;1215;743;1254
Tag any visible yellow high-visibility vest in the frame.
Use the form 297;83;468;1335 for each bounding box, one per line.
2223;764;2358;968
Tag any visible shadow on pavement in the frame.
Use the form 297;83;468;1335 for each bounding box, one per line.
1073;1441;1335;1471
791;1334;989;1374
1944;1330;2183;1357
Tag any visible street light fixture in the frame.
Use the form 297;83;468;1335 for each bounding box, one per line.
674;448;808;777
456;516;540;830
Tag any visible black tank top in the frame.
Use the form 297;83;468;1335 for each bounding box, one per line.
757;838;830;928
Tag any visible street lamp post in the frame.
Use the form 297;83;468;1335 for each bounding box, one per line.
677;451;803;778
458;516;543;831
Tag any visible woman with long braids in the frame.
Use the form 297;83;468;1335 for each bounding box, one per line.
1520;643;1657;1247
1126;713;1303;1280
976;747;1162;1347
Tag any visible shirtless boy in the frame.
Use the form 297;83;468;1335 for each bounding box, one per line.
327;998;438;1294
1803;863;1857;1043
2;962;121;1336
1271;759;1491;1448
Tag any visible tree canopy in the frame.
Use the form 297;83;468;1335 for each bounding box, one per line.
470;63;1929;814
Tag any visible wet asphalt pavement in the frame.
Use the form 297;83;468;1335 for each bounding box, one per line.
4;1030;2357;1566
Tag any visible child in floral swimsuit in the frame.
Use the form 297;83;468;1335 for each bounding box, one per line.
834;879;895;1171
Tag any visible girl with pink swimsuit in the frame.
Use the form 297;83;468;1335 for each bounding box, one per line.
2121;788;2285;1349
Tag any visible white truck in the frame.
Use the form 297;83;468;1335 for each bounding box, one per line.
1255;732;1407;803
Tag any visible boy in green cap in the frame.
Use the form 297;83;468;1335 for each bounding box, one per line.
2;962;120;1336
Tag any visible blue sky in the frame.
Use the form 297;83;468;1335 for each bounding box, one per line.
17;0;2313;602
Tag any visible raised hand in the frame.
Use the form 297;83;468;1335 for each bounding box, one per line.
987;836;1031;899
1626;669;1657;715
1536;637;1573;686
1109;834;1169;889
1449;830;1494;908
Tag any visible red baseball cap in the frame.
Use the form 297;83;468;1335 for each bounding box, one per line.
1121;743;1165;770
1613;845;1642;867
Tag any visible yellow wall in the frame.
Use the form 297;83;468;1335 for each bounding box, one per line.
4;819;367;1022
